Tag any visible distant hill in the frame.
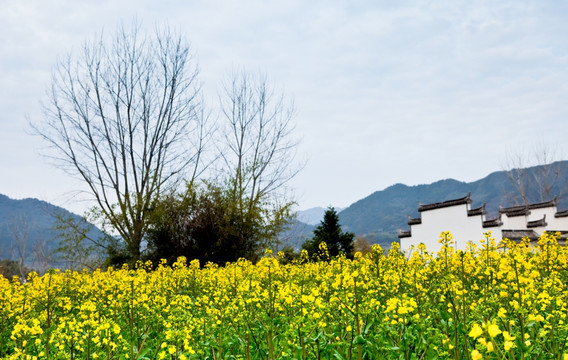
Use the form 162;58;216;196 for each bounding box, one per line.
278;219;315;250
283;161;568;249
4;161;568;260
296;206;345;225
281;207;347;250
295;207;327;225
0;194;105;269
338;161;568;245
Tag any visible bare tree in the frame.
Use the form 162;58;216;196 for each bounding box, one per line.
8;214;34;279
218;70;302;251
503;150;530;206
502;143;568;205
354;236;373;256
31;236;50;275
33;23;207;261
532;145;567;202
220;71;300;202
49;209;109;271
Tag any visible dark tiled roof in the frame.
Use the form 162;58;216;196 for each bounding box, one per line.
500;204;527;213
500;205;530;217
555;209;568;218
528;198;557;210
527;215;547;228
418;193;471;213
500;199;557;217
483;216;503;228
504;209;530;217
502;229;539;242
407;215;422;225
398;230;412;238
468;203;486;217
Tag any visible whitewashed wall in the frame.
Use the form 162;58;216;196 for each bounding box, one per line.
527;207;553;222
400;198;568;255
501;214;528;230
401;204;485;253
547;214;568;232
484;227;503;245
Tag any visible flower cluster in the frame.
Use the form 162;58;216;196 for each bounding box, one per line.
1;231;568;359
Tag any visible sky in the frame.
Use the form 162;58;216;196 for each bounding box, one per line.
1;0;568;215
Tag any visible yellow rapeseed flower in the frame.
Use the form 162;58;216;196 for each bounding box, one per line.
504;341;515;351
487;324;501;338
471;349;483;360
469;324;483;339
502;331;516;342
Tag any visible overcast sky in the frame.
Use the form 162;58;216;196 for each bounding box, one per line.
1;0;568;214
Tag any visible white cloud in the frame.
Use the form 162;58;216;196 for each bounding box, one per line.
0;0;567;212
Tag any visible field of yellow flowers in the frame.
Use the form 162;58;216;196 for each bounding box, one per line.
2;232;568;359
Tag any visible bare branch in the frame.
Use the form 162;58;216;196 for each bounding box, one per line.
502;143;568;205
219;70;302;204
31;23;208;260
217;70;302;249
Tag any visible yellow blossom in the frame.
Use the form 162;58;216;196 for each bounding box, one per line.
487;324;501;338
469;324;483;339
504;341;515;351
471;349;483;360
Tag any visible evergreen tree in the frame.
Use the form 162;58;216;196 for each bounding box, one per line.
302;207;354;259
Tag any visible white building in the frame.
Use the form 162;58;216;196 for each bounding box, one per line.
398;193;568;253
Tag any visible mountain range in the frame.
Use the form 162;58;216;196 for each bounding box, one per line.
2;161;567;263
292;161;568;247
296;206;346;225
0;194;105;269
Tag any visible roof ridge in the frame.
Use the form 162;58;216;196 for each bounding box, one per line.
418;192;471;213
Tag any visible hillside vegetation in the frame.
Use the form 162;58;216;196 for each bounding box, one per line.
335;161;568;246
3;161;567;261
0;194;104;269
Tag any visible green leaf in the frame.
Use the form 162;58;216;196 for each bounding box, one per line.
353;335;366;345
332;350;346;360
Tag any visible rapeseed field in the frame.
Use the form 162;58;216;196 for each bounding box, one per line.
2;232;568;359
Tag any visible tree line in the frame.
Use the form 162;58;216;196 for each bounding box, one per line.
31;22;304;268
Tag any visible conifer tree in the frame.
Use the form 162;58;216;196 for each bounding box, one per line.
302;207;354;258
